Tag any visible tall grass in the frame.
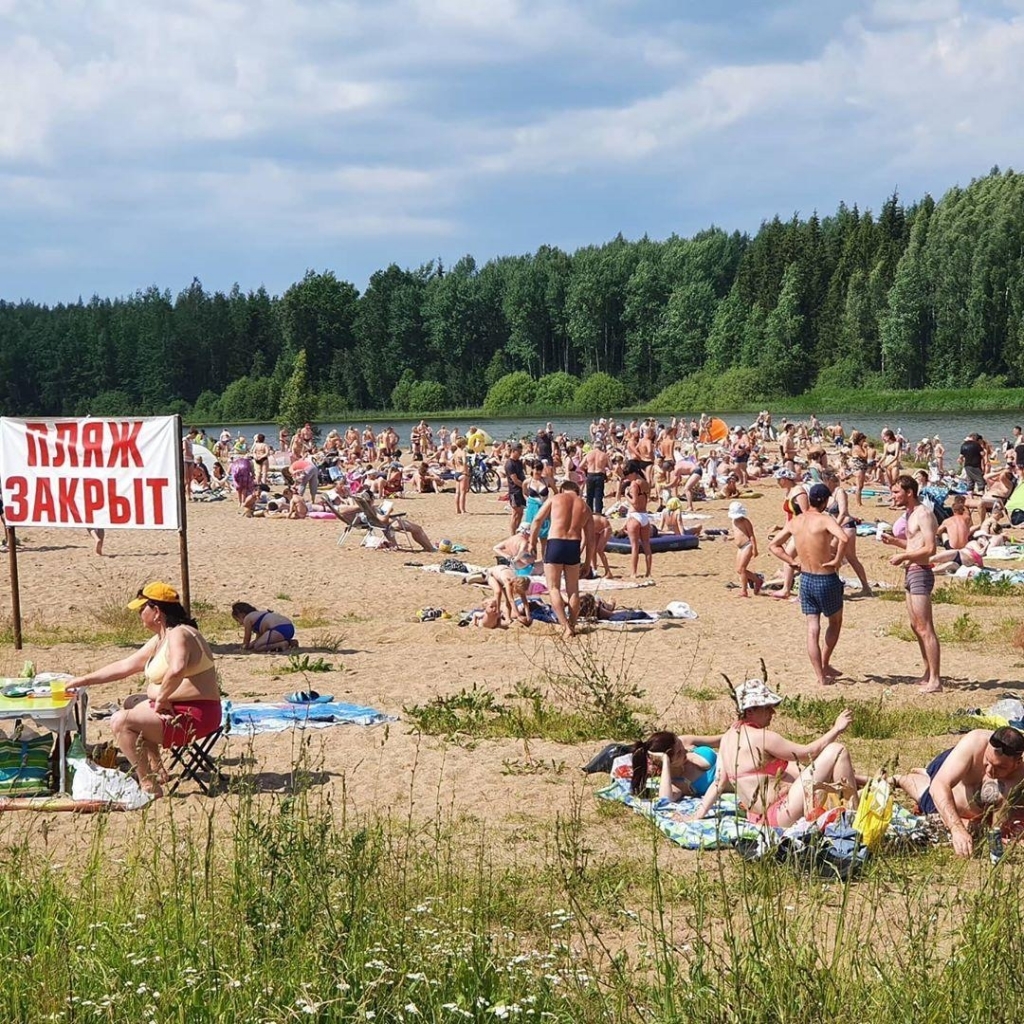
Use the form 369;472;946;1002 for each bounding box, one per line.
4;778;1024;1023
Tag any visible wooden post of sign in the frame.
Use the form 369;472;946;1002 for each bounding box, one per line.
175;415;192;616
6;525;22;650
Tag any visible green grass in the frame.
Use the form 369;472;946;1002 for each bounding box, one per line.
280;654;335;674
886;611;986;645
777;695;970;741
6;774;1024;1023
405;635;650;746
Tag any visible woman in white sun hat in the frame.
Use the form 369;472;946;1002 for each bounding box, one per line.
684;679;861;828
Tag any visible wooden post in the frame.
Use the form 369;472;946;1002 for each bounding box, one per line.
6;525;22;650
175;414;192;616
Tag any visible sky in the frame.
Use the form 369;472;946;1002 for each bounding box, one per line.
2;0;1024;304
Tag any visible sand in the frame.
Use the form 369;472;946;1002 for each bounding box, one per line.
1;482;1021;852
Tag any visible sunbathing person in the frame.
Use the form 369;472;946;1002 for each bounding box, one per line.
67;582;221;798
411;461;446;494
231;602;297;651
896;727;1024;857
630;731;723;801
685;679;859;827
932;534;989;573
468;597;504;629
355;492;435;551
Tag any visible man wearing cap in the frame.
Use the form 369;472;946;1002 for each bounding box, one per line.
686;679;857;828
769;483;849;685
896;727;1024;857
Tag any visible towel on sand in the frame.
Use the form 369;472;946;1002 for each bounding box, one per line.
228;701;395;734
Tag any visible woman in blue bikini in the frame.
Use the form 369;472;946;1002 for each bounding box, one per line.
232;603;297;652
630;731;722;801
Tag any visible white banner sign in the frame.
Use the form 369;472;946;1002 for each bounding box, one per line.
0;416;181;530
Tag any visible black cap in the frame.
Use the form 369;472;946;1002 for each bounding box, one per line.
808;483;831;507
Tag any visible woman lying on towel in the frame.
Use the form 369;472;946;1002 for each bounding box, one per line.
68;582;221;798
630;731;722;801
232;602;298;651
684;679;860;828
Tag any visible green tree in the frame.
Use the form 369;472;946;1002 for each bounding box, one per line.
483;372;536;414
573;372;627;413
278;349;317;427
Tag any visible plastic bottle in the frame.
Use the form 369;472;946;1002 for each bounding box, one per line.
989;827;1005;865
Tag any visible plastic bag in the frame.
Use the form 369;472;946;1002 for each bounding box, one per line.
852;776;893;851
70;758;152;810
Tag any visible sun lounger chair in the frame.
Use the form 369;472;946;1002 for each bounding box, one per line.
337;493;416;551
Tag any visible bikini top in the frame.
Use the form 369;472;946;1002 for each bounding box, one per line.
145;628;215;685
526;483;549;499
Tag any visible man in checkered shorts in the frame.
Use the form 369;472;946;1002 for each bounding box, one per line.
769;484;850;686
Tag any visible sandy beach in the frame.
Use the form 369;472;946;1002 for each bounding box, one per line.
1;481;1021;852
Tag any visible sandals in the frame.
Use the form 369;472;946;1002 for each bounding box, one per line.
285;691;334;704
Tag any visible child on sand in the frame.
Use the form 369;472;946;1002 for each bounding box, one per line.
729;500;762;597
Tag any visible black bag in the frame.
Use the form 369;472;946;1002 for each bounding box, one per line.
581;742;633;774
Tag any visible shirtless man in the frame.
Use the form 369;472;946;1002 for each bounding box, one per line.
882;474;941;692
896;727;1024;857
582;443;610;514
528;481;595;636
769;483;849;686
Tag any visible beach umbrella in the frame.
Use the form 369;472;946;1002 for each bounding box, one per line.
705;418;729;443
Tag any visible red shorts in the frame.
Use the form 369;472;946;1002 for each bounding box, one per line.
151;699;222;747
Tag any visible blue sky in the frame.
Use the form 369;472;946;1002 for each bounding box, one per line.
2;0;1023;304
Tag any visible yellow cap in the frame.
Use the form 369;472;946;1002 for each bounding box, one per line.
127;582;180;610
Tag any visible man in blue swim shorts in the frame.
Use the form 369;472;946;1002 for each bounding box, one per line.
528;481;594;636
769;483;850;686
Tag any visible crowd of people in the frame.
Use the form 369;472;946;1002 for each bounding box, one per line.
51;409;1024;858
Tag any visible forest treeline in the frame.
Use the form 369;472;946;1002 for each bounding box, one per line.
1;167;1023;422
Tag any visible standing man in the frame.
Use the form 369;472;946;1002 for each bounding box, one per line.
528;481;595;636
536;422;556;488
959;432;986;494
883;474;941;693
582;442;610;514
769;483;849;686
505;442;527;534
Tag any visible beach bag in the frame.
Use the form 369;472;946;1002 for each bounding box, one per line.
0;727;53;796
70;758;151;810
852;776;894;852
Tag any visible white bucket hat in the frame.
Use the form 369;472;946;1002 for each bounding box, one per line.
735;679;783;713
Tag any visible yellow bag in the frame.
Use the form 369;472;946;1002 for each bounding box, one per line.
852;776;894;851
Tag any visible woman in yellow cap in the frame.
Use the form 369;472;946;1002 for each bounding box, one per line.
68;582;221;798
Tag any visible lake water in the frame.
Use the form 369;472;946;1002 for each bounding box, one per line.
213;411;1023;449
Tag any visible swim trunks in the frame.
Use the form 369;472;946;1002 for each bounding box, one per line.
915;748;953;814
904;564;935;596
799;571;844;617
151;699;222;748
545;538;581;566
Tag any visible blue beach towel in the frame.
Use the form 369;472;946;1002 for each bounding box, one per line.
228;701;396;735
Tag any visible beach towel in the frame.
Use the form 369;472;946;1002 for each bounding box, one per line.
600;756;931;855
597;779;765;848
228;701;396;735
